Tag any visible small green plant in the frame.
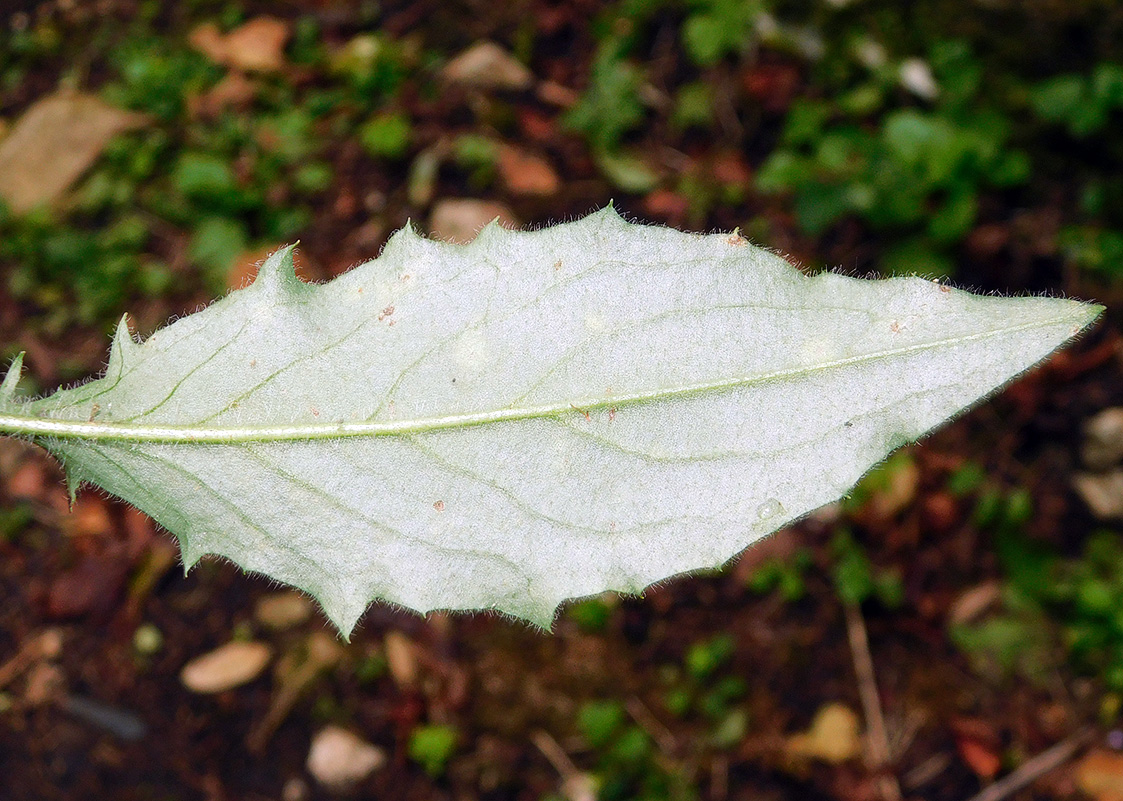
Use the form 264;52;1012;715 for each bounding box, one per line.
757;42;1029;276
0;205;170;332
955;524;1123;694
659;636;749;756
452;135;500;189
358;112;412;159
953;480;1123;692
747;548;812;601
684;634;735;681
566;595;616;632
1031;63;1123;138
563;40;648;154
681;0;766;67
576;699;692;801
103;36;221;121
408;723;459;777
831;530;904;609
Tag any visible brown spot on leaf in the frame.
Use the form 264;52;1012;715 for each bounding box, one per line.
378;305;395;321
433;501;445;512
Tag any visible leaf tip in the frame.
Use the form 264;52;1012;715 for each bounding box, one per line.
1084;302;1107;327
1;351;24;401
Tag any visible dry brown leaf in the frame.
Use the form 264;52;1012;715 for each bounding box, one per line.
0;92;148;213
189;16;290;73
498;145;560;197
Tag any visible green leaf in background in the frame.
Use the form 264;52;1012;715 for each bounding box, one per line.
0;209;1101;636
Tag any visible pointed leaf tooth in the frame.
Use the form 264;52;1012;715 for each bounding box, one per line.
472;216;506;247
0;352;24;401
64;466;86;507
178;532;204;571
379;222;423;263
251;243;302;294
586;203;628;235
106;314;138;379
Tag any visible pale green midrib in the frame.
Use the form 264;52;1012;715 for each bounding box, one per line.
0;315;1086;444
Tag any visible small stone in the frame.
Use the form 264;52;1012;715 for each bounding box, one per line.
1083;408;1123;470
307;726;386;790
254;592;312;631
1077;749;1123;801
899;58;939;101
1074;471;1123;520
282;777;309;801
785;703;862;765
35;629;63;660
180;641;272;694
948;581;1001;625
443;42;533;91
66;495;113;537
6;460;46;500
429;199;517;244
497;145;560;197
132;623;163;655
535;80;579;107
383;631;418;688
867;456;919;519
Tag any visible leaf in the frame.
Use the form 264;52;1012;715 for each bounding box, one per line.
0;208;1102;637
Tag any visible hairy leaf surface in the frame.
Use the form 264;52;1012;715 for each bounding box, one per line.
0;209;1101;636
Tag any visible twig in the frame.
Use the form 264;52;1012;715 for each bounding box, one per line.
0;629;62;691
963;727;1095;801
532;730;596;801
626;696;678;756
844;601;902;801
